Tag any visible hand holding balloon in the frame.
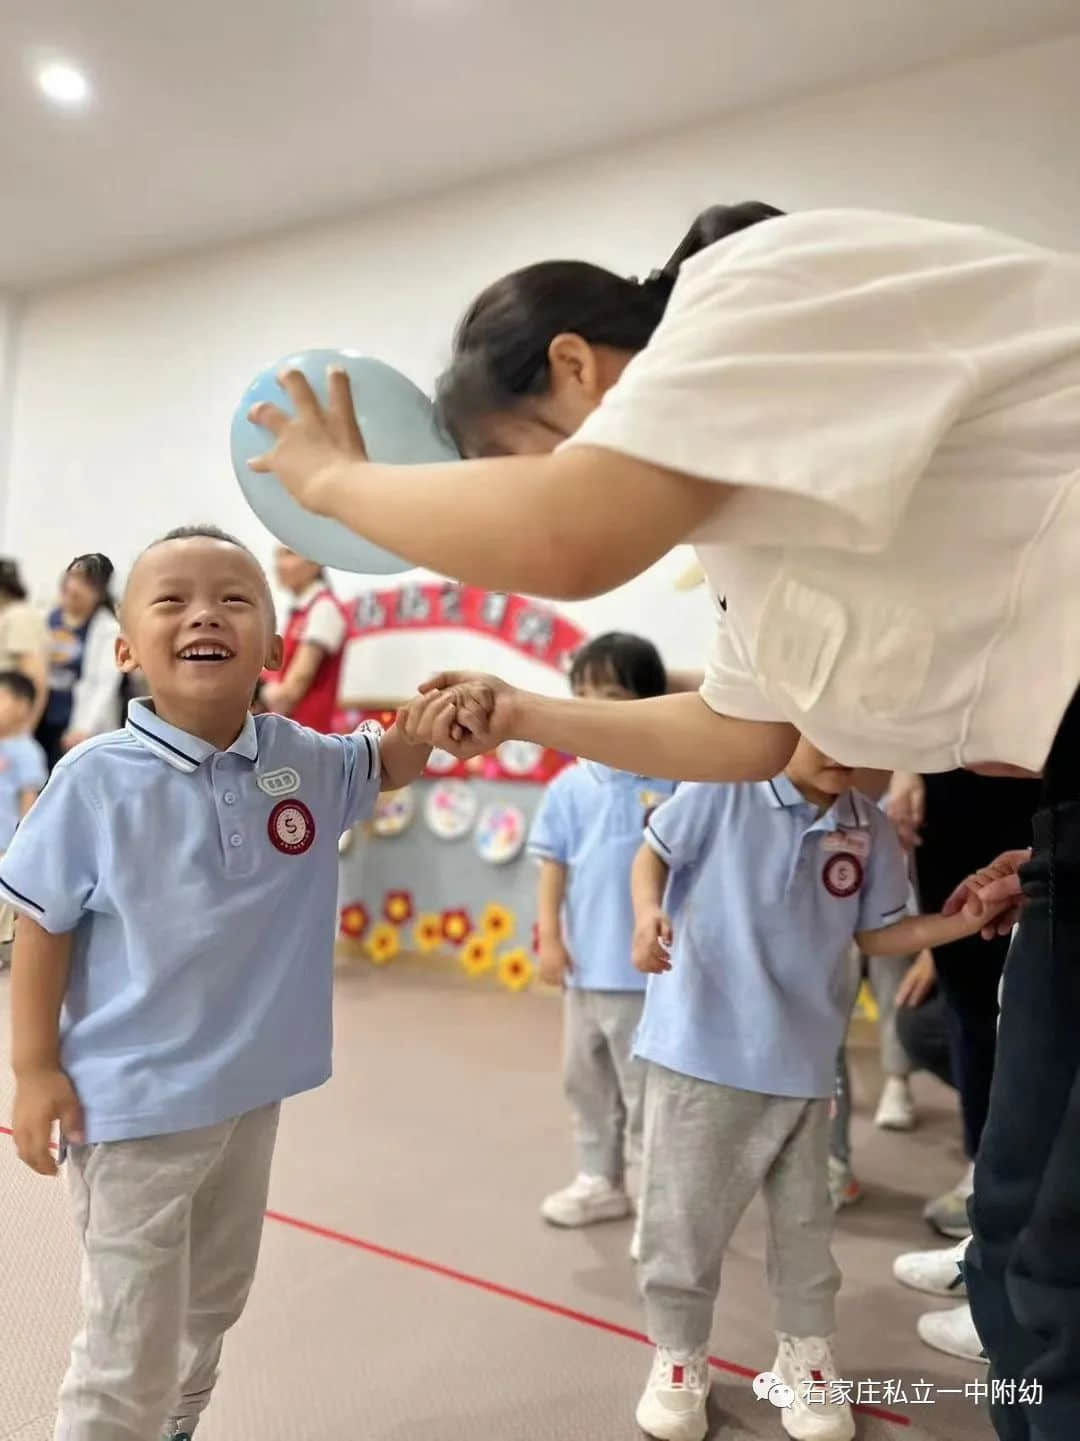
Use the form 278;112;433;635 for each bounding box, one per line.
231;350;459;575
247;368;366;517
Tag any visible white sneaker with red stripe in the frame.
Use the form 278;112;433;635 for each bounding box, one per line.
635;1345;710;1441
772;1335;855;1441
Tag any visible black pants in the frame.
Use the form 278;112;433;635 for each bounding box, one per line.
34;716;67;772
895;990;953;1090
916;771;1041;1157
966;694;1080;1440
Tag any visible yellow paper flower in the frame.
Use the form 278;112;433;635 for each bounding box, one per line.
366;922;400;966
414;913;444;953
498;948;534;993
460;933;495;977
481;902;515;943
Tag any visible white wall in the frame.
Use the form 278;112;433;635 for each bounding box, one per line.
0;295;19;548
5;32;1080;672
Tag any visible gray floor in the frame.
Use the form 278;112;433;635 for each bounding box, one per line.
1;959;992;1440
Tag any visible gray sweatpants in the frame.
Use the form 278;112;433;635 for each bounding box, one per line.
563;987;645;1183
639;1063;839;1353
830;950;912;1165
55;1102;280;1441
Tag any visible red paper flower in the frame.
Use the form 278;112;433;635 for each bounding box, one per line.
441;908;473;946
531;922;540;956
384;890;414;925
339;903;370;939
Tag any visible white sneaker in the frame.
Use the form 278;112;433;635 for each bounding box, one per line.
635;1346;710;1441
893;1238;969;1298
874;1075;916;1131
630;1216;641;1262
773;1335;855;1441
916;1303;986;1363
923;1162;975;1240
539;1174;631;1227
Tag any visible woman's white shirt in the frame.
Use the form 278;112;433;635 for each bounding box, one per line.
565;208;1080;773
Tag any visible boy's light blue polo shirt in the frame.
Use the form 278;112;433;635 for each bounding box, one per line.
0;699;381;1142
529;761;676;992
635;775;909;1098
0;735;47;849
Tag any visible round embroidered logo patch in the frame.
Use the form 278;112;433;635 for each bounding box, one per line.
822;852;863;898
268;799;316;855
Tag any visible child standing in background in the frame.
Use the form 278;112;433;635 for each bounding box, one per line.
628;742;1007;1441
530;633;675;1232
0;670;47;968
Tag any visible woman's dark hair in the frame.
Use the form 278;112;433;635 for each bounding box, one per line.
0;557;28;602
436;201;784;448
570;632;667;700
67;553;116;614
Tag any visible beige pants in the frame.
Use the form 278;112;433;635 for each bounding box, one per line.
55;1103;280;1441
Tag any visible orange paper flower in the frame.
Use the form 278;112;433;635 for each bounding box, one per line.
481;902;515;942
414;913;444;953
460;933;495;977
366;922;400;966
339;903;370;939
441;909;472;946
498;948;534;993
384;890;414;925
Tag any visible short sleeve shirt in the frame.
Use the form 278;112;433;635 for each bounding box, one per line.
294;582;347;654
529;762;676;991
634;775;909;1097
0;699;381;1141
0;735;47;849
565;209;1080;774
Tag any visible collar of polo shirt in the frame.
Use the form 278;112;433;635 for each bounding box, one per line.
126;697;259;773
764;772;867;829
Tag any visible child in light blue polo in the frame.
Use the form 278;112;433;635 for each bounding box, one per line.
628;740;1007;1441
530;632;675;1232
0;669;48;968
1;526;441;1441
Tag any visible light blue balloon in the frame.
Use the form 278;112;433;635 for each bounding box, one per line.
231;349;460;575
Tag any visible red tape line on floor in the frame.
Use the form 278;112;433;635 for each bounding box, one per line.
2;1124;908;1427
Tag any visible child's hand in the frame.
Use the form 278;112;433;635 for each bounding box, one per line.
633;909;673;974
13;1068;84;1176
538;938;573;989
248;369;368;515
404;673;519;759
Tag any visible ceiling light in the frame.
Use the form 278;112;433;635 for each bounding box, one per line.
36;61;90;107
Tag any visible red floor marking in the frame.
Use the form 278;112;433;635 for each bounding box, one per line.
2;1124;908;1427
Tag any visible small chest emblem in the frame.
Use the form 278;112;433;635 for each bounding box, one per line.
257;766;301;798
268;799;316;855
822;852;863;899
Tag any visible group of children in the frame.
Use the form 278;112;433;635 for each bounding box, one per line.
1;535;1005;1441
528;633;1005;1441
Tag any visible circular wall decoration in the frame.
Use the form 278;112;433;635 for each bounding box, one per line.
474;803;527;865
372;786;415;838
425;747;459;775
496;740;544;778
425;780;479;841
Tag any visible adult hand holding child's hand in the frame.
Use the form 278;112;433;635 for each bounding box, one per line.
401;672;520;759
942;847;1031;939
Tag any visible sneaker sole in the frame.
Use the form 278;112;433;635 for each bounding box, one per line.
780;1410;855;1441
540;1202;632;1228
925;1218;973;1240
635;1401;709;1441
875;1115;916;1132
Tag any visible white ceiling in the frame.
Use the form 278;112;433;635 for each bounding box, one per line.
2;0;1077;290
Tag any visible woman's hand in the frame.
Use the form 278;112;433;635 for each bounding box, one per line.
896;949;936;1008
942;848;1030;939
406;673;521;758
248;369;368;515
885;771;926;851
